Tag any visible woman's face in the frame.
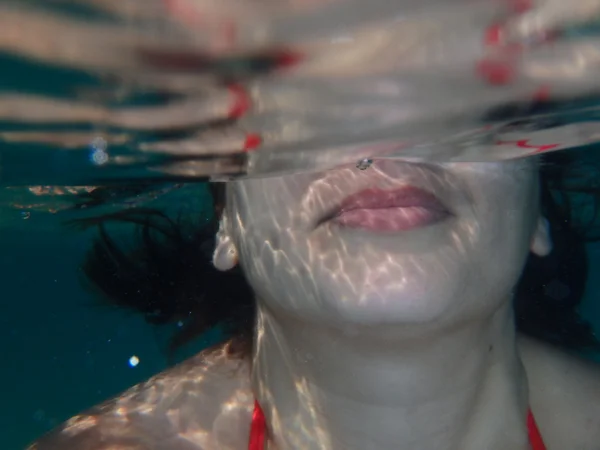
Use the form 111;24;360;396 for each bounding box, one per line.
222;159;551;327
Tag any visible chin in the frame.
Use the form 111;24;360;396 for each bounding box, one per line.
312;274;463;327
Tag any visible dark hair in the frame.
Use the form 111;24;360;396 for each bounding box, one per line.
71;152;600;359
69;190;255;358
515;152;599;350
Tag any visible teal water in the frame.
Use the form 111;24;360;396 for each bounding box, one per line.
0;185;226;450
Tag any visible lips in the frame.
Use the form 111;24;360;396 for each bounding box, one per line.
328;187;451;232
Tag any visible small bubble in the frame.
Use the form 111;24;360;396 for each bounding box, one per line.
356;158;373;170
90;149;109;166
128;355;140;367
90;136;107;152
89;136;109;165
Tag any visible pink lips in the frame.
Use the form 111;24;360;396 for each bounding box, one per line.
331;187;450;232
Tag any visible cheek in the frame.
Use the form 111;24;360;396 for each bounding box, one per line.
235;219;315;306
462;162;539;250
463;190;538;301
472;186;537;255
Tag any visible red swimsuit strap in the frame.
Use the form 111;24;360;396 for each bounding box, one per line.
248;400;267;450
248;401;547;450
527;409;547;450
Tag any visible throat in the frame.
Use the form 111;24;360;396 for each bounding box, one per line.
250;403;546;450
250;303;532;450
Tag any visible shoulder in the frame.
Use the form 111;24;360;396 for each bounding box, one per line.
28;344;254;450
518;336;600;450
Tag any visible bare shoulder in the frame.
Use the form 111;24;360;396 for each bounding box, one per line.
518;336;600;450
28;344;253;450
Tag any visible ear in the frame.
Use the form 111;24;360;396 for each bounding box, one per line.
530;217;552;257
212;213;238;271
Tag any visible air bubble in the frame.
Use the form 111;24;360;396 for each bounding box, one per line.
90;136;107;152
356;158;373;170
89;136;109;165
128;355;140;367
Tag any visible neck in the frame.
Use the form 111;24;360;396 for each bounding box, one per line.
251;301;531;450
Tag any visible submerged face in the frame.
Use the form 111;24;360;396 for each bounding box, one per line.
220;159;551;328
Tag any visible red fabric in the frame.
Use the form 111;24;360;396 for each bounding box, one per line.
249;402;547;450
248;400;266;450
527;409;547;450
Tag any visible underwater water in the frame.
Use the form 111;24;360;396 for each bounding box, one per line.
2;1;600;449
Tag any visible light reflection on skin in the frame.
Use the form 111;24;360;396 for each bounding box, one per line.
29;344;255;450
227;159;544;326
224;158;551;449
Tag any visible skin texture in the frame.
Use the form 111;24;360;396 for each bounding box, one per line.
226;159;544;326
224;158;548;450
29;159;600;450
